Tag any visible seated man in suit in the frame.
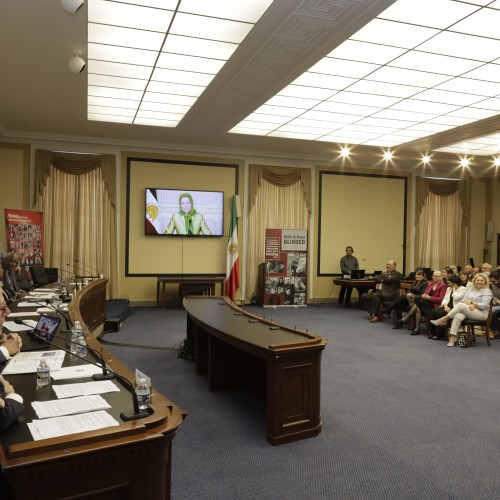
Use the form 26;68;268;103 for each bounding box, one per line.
0;288;24;431
361;260;402;323
1;252;27;302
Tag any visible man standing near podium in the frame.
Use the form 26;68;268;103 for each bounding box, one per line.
338;246;359;306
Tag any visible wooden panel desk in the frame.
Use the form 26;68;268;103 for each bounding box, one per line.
184;296;327;445
1;285;185;499
333;278;376;306
156;276;225;308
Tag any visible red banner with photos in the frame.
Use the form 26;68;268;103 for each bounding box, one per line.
263;228;308;307
4;209;44;266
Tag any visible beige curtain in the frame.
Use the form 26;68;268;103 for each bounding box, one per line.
33;151;117;298
416;188;465;270
246;166;310;299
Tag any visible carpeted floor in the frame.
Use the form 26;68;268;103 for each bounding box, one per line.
101;304;500;500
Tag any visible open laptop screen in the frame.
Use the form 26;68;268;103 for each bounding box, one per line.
350;270;365;279
34;315;61;342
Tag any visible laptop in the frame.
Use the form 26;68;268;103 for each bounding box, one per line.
21;315;62;351
350;269;365;279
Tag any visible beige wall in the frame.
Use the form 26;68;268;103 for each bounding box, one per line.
1;140;497;304
0;143;30;253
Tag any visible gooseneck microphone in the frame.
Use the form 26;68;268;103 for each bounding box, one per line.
75;259;100;279
14;319;152;420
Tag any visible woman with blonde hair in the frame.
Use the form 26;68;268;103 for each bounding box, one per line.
431;273;493;347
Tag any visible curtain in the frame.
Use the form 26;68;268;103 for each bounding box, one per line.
416;190;464;270
246;168;310;299
33;151;117;298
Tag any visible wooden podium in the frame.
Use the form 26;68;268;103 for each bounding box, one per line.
0;279;185;499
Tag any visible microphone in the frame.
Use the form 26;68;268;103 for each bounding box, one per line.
15;319;151;420
75;259;100;280
67;263;85;287
45;299;73;330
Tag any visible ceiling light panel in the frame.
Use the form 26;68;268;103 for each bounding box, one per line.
87;0;274;126
232;0;500;148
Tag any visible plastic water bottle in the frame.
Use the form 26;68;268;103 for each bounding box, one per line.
36;359;50;387
76;332;87;357
135;378;150;411
71;320;83;354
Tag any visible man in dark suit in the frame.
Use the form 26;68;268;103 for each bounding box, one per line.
361;260;402;322
1;252;26;302
0;288;24;431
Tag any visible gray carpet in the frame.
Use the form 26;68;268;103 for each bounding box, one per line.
101;304;500;500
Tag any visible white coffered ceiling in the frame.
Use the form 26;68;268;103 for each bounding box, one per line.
1;0;500;170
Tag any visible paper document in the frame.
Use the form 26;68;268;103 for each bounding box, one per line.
51;364;106;381
2;350;65;374
36;307;54;313
5;311;40;318
32;394;111;419
52;380;120;399
16;301;43;308
3;320;37;332
33;288;60;292
28;410;119;441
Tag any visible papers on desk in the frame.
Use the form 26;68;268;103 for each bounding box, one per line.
16;301;43;307
25;294;57;301
5;311;40;318
51;364;106;381
28;410;119;441
2;350;65;374
36;307;54;313
52;380;120;399
32;394;111;419
3;319;37;332
33;288;60;292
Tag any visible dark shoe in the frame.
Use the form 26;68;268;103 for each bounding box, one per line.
369;316;380;323
430;335;440;340
410;330;420;336
393;320;404;329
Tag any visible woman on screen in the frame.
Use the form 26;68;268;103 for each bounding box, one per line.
164;193;212;235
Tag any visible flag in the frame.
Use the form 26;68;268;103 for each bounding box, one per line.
225;196;240;301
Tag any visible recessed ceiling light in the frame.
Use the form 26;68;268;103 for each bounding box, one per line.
383;150;393;161
340;146;350;158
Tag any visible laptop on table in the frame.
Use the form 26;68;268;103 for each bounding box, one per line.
20;315;62;351
350;269;365;279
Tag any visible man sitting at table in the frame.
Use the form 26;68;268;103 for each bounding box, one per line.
361;260;402;322
0;287;24;431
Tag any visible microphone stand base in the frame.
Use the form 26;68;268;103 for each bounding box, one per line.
120;407;154;421
92;373;115;381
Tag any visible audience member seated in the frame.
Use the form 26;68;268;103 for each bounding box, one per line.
431;273;493;347
427;275;467;340
459;270;470;288
14;266;33;292
449;264;459;275
481;263;492;276
361;260;402;323
1;252;26;302
488;271;500;339
463;265;474;282
391;269;428;327
409;270;447;336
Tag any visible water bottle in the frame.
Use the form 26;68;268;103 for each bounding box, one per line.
135;378;150;411
70;320;83;354
36;359;50;387
76;332;87;357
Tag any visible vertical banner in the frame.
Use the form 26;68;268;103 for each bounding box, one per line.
4;209;44;266
264;228;307;307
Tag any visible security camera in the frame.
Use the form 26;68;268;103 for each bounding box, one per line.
68;55;86;74
61;0;84;14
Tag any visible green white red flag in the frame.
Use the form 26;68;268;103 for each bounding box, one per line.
225;196;240;301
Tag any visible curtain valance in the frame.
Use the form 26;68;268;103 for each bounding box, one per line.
34;150;116;207
249;165;311;213
415;176;468;225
